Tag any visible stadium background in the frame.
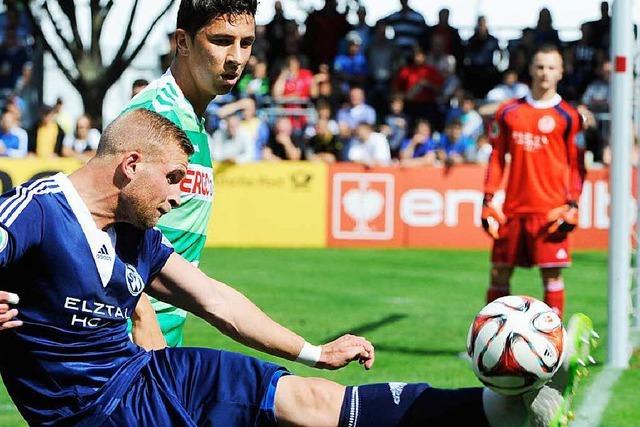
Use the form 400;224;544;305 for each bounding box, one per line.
0;0;638;426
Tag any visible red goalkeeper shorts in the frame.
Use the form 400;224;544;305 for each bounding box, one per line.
491;214;571;268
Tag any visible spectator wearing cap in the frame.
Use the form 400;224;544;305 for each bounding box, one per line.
347;122;391;167
333;31;369;97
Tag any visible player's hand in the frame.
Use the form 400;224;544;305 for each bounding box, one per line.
481;194;506;239
547;202;578;234
317;334;375;370
0;291;23;331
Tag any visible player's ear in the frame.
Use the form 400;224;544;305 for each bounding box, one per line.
120;151;142;180
175;29;192;57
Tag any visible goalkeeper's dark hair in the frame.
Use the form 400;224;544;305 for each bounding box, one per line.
177;0;258;37
96;109;193;158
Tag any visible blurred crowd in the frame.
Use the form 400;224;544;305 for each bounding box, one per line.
0;0;618;168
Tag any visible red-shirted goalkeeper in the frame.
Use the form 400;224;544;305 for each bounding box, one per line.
481;44;585;319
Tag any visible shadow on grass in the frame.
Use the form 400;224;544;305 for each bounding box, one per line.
322;313;461;357
323;313;408;342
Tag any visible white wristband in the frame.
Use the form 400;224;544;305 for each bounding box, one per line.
295;341;322;367
6;292;19;305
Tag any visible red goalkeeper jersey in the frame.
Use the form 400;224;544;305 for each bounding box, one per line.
484;94;585;215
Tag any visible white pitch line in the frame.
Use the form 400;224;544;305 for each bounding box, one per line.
570;367;623;427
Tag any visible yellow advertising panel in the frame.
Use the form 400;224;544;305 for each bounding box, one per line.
207;162;327;247
0;158;83;192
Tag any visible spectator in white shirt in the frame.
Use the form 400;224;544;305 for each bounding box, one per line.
63;115;101;161
348;122;391;167
480;69;530;116
582;59;610;113
210;115;256;164
337;86;376;130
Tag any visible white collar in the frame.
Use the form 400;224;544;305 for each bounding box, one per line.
54;173;116;287
525;93;562;109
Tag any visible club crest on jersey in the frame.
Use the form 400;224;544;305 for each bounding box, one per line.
0;227;7;253
538;115;556;133
125;264;145;296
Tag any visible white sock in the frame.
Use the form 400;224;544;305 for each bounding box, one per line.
482;386;563;427
482;388;527;427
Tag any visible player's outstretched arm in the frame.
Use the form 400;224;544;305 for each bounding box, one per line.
147;253;375;369
131;293;167;351
0;291;22;331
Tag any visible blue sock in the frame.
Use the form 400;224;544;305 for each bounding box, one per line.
338;383;488;427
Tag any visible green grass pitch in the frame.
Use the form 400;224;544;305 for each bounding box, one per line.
1;248;636;426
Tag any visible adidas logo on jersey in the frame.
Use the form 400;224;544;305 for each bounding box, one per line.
96;244;112;261
388;382;407;405
556;248;568;260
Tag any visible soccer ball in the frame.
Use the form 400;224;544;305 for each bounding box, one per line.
466;296;565;396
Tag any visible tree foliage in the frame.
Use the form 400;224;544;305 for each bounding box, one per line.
19;0;178;124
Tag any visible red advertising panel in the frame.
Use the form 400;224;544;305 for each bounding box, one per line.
327;163;403;248
328;165;613;250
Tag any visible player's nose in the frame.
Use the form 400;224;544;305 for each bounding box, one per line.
168;185;182;209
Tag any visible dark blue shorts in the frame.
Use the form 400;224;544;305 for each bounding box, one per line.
101;347;289;427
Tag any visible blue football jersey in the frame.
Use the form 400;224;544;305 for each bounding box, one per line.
0;173;174;425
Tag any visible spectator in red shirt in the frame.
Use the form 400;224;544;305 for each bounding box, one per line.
394;47;444;127
272;55;317;133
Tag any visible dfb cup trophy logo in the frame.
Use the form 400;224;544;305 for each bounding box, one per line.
343;181;385;233
125;264;145;296
332;173;395;240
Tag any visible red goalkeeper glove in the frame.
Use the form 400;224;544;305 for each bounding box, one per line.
481;194;506;239
547;201;579;234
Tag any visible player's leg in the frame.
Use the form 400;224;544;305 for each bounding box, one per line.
488;265;515;303
530;214;572;319
540;267;565;318
274;376;568;427
105;347;290;426
275;376;487;426
488;217;520;304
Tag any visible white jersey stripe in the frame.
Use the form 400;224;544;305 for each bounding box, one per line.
0;179;53;217
0;179;60;226
5;185;61;227
0;180;59;224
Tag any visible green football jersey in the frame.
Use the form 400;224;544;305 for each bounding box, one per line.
122;71;213;346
